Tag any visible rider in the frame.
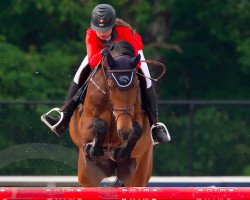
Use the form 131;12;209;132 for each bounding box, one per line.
41;4;171;144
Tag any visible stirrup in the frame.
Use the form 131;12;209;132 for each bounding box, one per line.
150;122;171;145
41;108;64;133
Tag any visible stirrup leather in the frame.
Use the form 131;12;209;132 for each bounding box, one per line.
150;122;171;145
41;108;64;133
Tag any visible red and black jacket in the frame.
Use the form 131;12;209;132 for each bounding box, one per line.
85;25;143;68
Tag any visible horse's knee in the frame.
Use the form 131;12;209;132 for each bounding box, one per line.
78;167;98;187
93;118;108;137
78;174;94;187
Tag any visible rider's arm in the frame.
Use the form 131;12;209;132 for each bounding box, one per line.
85;28;104;68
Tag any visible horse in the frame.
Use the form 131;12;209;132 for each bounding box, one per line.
69;40;153;187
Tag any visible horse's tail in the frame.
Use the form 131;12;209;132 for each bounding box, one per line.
113;178;125;187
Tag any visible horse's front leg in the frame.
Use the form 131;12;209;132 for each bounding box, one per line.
111;121;142;162
83;118;107;159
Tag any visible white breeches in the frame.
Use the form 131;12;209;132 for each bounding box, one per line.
138;50;152;88
73;50;152;88
73;55;88;84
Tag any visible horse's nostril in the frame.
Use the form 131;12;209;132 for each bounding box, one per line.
122;133;129;140
118;129;132;140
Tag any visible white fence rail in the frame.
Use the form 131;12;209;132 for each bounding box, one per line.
0;176;250;187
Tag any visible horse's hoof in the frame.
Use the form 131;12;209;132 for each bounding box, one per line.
92;147;103;158
110;147;130;163
83;143;103;158
83;143;92;157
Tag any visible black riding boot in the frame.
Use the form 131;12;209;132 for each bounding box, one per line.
42;81;79;137
146;86;171;144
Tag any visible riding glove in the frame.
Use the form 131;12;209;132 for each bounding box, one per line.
101;47;109;57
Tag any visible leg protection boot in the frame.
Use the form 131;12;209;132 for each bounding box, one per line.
41;81;79;136
146;86;171;144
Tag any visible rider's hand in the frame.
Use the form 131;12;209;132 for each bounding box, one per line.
101;47;109;57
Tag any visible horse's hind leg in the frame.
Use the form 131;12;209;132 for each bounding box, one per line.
84;118;107;158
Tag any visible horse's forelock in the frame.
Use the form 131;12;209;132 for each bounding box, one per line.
107;41;137;89
110;40;135;58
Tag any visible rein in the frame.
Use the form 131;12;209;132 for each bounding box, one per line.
60;60;101;112
137;59;166;81
108;59;166;79
89;77;107;95
88;58;167;96
60;59;166;113
89;58;109;95
90;58;166;120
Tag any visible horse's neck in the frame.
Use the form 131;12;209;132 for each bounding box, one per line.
93;67;107;88
85;67;108;106
134;86;143;118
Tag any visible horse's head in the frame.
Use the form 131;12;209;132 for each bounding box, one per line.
106;41;141;141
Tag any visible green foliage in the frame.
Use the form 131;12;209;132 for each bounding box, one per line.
193;107;250;175
154;105;250;176
0;41;77;99
0;160;76;175
237;38;250;73
158;0;250;99
154;113;189;175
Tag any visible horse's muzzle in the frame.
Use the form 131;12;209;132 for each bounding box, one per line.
118;128;132;141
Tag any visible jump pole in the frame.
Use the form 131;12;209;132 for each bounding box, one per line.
1;187;250;199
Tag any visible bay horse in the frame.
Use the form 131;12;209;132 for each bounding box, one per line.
69;41;153;187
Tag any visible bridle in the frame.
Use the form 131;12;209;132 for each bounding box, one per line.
89;57;167;121
88;56;166;149
60;54;166;114
111;104;135;121
94;60;139;121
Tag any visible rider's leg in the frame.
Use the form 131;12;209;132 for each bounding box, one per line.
42;80;79;136
145;86;171;143
138;50;171;144
41;56;89;136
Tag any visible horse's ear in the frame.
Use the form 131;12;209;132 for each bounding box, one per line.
130;54;141;68
107;52;115;68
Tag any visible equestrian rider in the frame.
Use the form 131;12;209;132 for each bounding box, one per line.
41;4;171;144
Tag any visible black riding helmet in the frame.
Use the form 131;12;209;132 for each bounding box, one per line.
91;4;116;32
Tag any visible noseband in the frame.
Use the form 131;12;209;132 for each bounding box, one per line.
107;68;139;121
111;104;135;121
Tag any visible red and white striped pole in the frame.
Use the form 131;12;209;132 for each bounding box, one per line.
1;187;250;199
